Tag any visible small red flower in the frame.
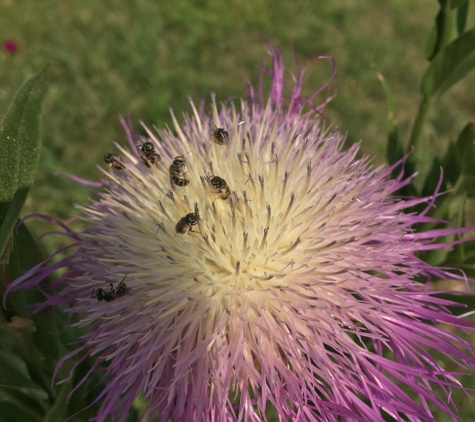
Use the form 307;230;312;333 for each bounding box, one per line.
3;39;18;54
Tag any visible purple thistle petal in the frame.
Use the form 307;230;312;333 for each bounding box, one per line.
16;213;78;235
53;172;104;187
119;113;140;154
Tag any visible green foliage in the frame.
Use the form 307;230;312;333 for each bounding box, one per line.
0;0;473;232
379;0;475;327
421;27;475;98
0;222;55;421
0;66;48;203
0;68;48;260
456;0;470;34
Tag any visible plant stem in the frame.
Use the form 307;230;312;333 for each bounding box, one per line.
407;96;432;153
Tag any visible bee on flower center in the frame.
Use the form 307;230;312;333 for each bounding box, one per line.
210;175;231;200
138;141;161;167
211;125;228;145
169;155;190;186
104;153;125;170
175;212;198;234
92;275;130;302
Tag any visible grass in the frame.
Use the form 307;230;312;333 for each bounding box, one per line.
1;0;475;419
1;0;473;225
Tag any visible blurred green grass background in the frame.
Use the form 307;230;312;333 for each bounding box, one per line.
2;0;475;420
1;0;474;227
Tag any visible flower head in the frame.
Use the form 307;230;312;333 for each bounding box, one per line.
3;39;18;54
5;45;475;422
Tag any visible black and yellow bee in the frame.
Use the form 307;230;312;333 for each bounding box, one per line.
211;125;228;145
104;153;125;170
169;156;190;186
138;141;160;167
210;175;231;200
175;213;198;234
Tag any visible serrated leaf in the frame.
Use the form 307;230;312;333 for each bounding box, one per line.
0;67;49;259
421;27;475;98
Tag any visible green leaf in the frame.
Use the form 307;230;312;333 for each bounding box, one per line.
386;126;403;167
445;194;466;264
7;222;53;321
0;350;44;392
441;142;461;185
424;25;438;61
457;174;475;196
4;222;60;394
441;123;475;186
0;66;49;202
376;71;407;178
376;70;418;197
421;27;475;98
457;123;475;177
433;292;475;316
0;188;29;265
0;67;49;260
425;0;452;60
421;246;449;267
0;399;44;422
450;0;468;9
2;220;43;317
43;378;71;422
456;0;469;35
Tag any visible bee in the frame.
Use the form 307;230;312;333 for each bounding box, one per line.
175;213;198;234
211;125;228;145
104;153;125;170
210;175;231;200
169;155;190;186
92;275;130;302
138;141;160;167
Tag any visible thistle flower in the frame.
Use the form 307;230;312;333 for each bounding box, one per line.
3;39;18;54
5;46;475;422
